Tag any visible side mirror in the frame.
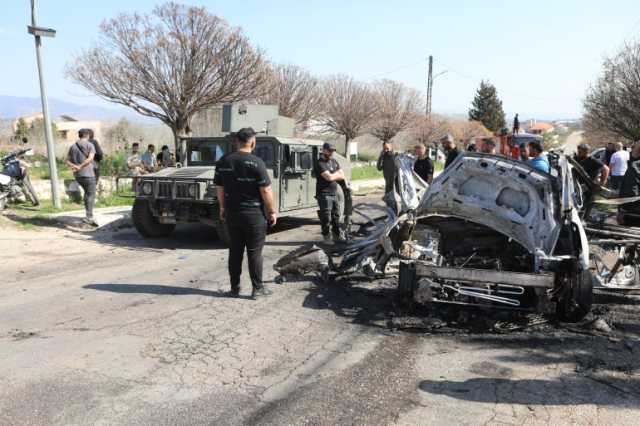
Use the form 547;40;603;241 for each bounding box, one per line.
21;137;28;144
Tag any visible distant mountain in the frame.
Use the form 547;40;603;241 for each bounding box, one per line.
0;95;153;123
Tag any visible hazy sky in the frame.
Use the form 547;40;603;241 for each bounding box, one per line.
1;0;638;120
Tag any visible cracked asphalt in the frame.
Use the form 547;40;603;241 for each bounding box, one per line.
2;203;640;425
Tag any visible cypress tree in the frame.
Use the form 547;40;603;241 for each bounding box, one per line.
468;80;506;132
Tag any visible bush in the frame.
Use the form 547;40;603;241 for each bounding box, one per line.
100;152;127;177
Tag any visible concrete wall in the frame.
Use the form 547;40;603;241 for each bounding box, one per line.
31;177;134;201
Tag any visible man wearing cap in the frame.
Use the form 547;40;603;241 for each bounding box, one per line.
316;142;345;243
214;127;277;298
442;134;460;169
575;143;609;186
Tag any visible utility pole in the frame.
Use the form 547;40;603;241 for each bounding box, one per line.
28;0;61;209
426;55;433;117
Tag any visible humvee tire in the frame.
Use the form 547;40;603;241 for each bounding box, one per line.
214;219;231;246
132;199;175;238
557;269;593;323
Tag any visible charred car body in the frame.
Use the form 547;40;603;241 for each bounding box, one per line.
132;136;350;244
278;151;640;322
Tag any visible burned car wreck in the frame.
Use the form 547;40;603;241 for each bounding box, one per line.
276;151;640;322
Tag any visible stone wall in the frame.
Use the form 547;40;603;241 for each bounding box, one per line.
31;177;134;201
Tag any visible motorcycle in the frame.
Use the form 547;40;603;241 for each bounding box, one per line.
0;139;39;211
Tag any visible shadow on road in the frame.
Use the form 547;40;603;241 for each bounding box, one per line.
419;376;640;405
301;275;397;328
82;216;320;252
83;283;253;300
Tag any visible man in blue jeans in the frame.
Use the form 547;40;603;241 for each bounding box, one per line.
214;128;277;299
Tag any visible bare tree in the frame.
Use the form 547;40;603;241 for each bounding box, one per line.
66;2;269;156
258;63;323;125
584;41;640;142
320;75;378;155
449;120;492;142
409;114;450;147
370;79;422;143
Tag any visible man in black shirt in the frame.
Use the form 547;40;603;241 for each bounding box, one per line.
87;129;103;182
316;142;345;242
442;134;460;169
575;143;609;186
413;143;434;184
214;127;277;299
618;142;640;225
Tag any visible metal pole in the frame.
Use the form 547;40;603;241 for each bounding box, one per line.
30;0;61;209
426;55;433;117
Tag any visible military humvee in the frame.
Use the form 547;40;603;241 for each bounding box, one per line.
132;136;350;244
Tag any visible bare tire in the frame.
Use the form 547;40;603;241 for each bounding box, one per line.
132;199;175;238
214;219;231;247
557;270;593;323
22;176;39;206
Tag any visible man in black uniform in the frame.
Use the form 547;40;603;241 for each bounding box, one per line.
413;143;434;184
316;142;345;243
575;143;609;186
442;134;460;169
214;128;277;299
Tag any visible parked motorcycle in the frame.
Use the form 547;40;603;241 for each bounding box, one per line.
0;139;39;211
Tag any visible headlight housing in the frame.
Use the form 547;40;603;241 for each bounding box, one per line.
188;183;198;198
141;181;153;195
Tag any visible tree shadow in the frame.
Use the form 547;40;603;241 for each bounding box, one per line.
83;283;253;300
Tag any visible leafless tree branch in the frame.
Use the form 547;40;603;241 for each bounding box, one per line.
66;2;270;153
318;74;377;155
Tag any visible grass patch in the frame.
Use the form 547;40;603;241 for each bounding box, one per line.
351;165;383;181
8;193;134;216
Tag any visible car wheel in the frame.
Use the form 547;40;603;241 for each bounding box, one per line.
214;220;231;247
557;269;593;323
132;199;175;238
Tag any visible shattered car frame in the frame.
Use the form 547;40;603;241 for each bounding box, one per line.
277;150;640;322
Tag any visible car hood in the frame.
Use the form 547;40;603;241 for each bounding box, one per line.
144;167;216;180
417;153;561;255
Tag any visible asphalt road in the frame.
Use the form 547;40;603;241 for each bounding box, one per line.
2;198;640;425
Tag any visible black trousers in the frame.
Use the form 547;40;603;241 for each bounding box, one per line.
227;215;267;290
610;175;623;191
317;193;340;236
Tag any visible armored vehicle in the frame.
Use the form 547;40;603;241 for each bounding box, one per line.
132;136;350;244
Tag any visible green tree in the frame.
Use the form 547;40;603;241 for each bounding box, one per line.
14;118;29;140
29;118;58;140
468;80;506;132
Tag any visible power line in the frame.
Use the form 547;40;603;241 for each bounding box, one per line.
368;59;427;79
440;62;570;103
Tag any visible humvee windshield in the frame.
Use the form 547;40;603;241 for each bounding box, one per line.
187;141;227;166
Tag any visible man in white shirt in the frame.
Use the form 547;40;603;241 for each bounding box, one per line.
609;142;629;191
140;144;158;172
